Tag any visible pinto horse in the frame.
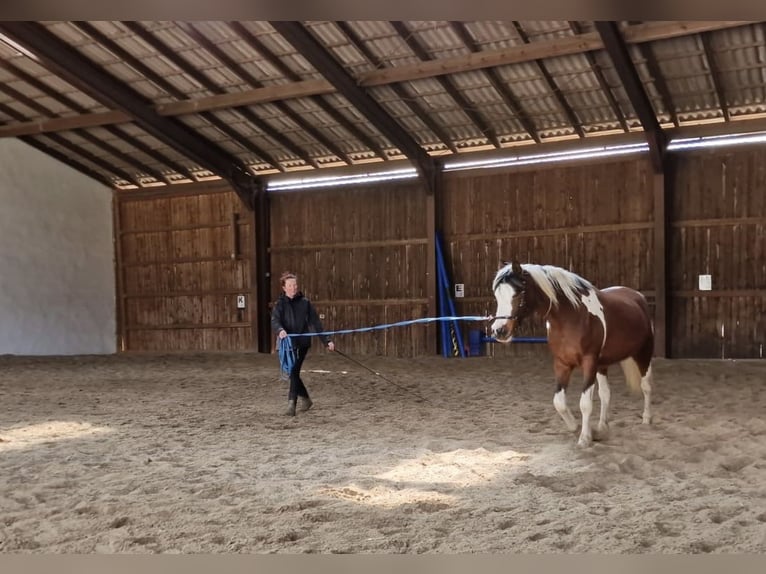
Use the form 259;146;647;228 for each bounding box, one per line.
490;262;655;447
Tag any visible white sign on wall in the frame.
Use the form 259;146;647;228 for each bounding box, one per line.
698;274;712;291
236;295;246;309
454;283;465;298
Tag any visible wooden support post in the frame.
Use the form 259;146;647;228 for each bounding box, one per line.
653;159;673;358
251;183;272;353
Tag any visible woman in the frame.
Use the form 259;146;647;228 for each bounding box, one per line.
271;271;335;416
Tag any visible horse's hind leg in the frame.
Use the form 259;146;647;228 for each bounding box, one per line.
640;364;654;424
593;368;610;440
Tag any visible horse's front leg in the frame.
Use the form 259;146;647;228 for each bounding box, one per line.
552;361;577;433
577;357;599;448
592;368;610;441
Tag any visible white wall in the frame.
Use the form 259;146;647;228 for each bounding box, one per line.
0;139;116;355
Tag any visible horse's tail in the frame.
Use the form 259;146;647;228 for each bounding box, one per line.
619;358;643;394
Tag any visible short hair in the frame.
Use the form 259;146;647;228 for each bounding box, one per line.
280;271;297;286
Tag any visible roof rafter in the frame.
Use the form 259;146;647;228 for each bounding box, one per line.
700;32;730;121
0;80;146;186
117;21;300;171
269;21;439;192
0;57;195;182
158;22;350;167
595;21;667;172
336;21;458;154
449;21;540;143
391;21;501;149
635;42;679;127
0;21;259;201
219;21;388;162
511;21;584;138
0;100;125;186
0;21;749;142
568;21;628;133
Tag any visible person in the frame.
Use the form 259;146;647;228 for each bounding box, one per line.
271;271;335;416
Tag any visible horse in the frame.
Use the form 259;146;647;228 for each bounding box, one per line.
490;261;655;447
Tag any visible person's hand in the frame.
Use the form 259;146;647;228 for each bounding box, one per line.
327;341;335;352
278;329;287;340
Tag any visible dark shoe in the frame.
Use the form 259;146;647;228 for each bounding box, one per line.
284;400;296;416
298;397;313;412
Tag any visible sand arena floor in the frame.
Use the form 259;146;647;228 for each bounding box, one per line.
1;352;765;553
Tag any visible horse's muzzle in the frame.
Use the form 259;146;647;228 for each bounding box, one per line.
491;319;515;343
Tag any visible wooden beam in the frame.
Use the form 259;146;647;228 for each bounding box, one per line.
512;21;583;138
449;21;540;143
700;32;731;121
251;182;272;353
636;42;679;127
0;21;260;201
0;21;750;141
596;21;667;172
358;21;751;88
653;163;673;359
223;21;354;165
391;21;501;149
337;21;459;153
120;21;298;172
569;20;629;133
270;21;438;192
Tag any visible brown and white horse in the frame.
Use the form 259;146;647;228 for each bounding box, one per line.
490;262;655;447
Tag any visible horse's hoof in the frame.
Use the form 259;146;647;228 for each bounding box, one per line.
642;414;653;425
577;436;593;448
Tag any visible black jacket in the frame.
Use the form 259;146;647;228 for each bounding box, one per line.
271;292;331;348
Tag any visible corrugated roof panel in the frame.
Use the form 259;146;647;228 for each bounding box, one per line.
514;20;577;42
590;49;644;127
643;35;720;122
459;21;522;50
404;21;470;59
543;54;624;130
707;25;766;118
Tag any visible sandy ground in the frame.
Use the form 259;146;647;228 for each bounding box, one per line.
0;350;765;554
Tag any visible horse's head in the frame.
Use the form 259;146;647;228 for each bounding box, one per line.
491;260;527;343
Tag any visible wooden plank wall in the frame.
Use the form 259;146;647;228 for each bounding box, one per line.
111;148;766;359
441;157;655;359
671;148;766;359
115;185;254;352
269;182;430;357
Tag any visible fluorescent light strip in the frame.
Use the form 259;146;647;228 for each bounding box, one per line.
668;131;766;150
443;143;649;172
267;167;418;191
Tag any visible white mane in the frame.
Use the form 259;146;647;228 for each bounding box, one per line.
494;263;595;308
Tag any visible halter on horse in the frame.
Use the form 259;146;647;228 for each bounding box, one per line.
491;262;655;447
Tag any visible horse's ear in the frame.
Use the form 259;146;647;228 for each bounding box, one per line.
512;260;523;275
499;260;510;270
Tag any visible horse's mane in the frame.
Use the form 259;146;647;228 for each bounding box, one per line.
493;263;596;308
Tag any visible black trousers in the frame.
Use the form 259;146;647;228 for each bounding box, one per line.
288;345;310;401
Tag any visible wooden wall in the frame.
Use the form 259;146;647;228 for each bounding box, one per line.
269;182;430;357
441;157;655;359
111;147;766;359
671;148;766;359
115;184;254;352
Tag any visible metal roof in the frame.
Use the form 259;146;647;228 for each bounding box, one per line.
0;20;764;192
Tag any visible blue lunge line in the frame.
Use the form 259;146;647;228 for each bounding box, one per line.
278;336;297;377
284;315;491;339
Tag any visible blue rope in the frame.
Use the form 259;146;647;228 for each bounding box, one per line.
278;315;493;373
277;336;297;378
283;315;491;339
